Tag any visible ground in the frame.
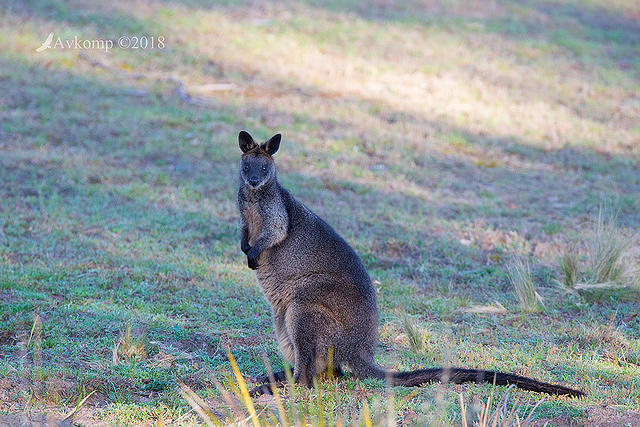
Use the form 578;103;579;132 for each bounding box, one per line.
0;0;639;425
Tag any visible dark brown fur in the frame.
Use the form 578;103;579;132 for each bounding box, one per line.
236;130;584;398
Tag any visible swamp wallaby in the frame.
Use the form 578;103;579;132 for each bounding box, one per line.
236;130;583;398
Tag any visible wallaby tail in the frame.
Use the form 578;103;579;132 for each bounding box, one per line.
351;356;584;397
390;367;584;397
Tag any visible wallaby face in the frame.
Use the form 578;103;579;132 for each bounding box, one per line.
239;130;280;190
236;129;584;399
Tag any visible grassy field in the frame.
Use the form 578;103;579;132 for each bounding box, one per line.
1;0;639;425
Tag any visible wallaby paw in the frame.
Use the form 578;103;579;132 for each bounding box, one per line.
247;256;258;270
246;248;260;269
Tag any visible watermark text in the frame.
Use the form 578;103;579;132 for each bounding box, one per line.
36;33;165;53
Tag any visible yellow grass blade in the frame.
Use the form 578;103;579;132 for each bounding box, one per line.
314;377;325;427
62;390;95;422
26;314;41;349
227;351;261;427
361;399;372;427
261;355;290;427
459;393;468;427
178;381;222;427
327;346;334;381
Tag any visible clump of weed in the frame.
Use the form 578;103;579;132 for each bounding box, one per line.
113;325;147;364
558;208;639;301
506;257;544;313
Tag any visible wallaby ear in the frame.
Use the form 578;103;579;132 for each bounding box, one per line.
261;134;281;156
239;130;257;153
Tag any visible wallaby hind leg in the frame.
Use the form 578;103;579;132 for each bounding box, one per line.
250;303;342;397
287;304;340;387
291;332;317;387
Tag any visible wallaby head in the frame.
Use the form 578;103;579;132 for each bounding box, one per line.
239;130;281;190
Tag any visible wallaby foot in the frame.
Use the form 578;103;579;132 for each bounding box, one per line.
250;366;345;397
250;368;294;397
249;382;283;397
255;368;293;385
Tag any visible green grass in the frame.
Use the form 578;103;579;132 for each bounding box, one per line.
1;0;639;425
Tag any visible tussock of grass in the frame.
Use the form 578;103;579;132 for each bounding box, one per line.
586;209;636;286
400;311;428;355
558;208;639;301
506;257;544;313
559;248;580;290
579;314;626;349
113;325;147;364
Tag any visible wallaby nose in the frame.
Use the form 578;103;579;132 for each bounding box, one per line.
249;177;260;187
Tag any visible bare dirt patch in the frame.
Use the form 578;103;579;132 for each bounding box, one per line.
0;413;73;427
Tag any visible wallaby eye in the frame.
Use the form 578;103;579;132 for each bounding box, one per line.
243;165;249;171
262;166;267;172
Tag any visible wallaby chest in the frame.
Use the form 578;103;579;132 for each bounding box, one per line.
242;203;263;246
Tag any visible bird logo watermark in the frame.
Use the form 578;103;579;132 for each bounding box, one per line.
36;32;54;52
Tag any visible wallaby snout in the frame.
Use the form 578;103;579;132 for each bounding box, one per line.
240;155;274;190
